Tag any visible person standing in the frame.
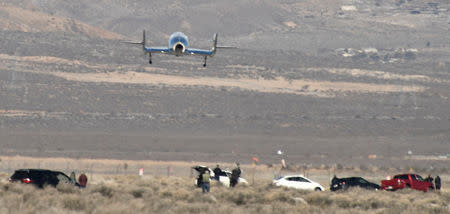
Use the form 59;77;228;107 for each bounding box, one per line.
435;175;441;191
78;173;88;188
230;162;241;187
70;171;76;183
213;165;222;181
201;170;211;193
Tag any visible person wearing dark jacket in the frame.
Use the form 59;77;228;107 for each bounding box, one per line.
230;163;241;187
435;175;441;190
213;165;222;181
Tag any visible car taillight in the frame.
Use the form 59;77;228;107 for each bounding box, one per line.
8;178;12;183
22;178;33;184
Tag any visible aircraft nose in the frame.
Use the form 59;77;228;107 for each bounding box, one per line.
173;42;185;54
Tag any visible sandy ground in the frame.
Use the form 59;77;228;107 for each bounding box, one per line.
0;54;429;98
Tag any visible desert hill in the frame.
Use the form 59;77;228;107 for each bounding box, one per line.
0;4;122;39
5;0;449;51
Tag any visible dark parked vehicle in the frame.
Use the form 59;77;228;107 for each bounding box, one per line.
330;176;381;191
9;169;79;188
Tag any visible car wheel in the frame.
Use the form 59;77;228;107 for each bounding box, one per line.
405;184;410;189
314;187;322;191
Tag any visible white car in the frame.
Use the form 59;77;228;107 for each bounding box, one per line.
217;169;248;187
273;175;324;191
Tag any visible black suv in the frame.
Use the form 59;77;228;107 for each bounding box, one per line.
330;176;380;191
9;169;79;188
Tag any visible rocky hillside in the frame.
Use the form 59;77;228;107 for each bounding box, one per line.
0;4;121;39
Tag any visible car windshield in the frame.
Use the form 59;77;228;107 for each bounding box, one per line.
298;177;311;183
56;173;71;184
415;175;424;181
11;171;28;179
286;177;297;181
359;178;368;184
287;177;311;183
394;175;409;180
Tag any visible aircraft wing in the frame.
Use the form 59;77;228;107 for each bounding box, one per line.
186;48;214;56
145;47;171;54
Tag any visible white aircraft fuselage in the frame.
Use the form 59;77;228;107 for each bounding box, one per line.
168;32;189;56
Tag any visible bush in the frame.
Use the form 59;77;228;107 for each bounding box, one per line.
305;193;332;208
130;189;145;198
232;192;247;205
57;183;80;194
63;195;86;211
93;185;114;198
264;191;295;204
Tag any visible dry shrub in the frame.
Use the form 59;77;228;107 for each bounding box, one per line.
130;188;145;198
172;188;193;201
62;195;86;211
333;195;356;209
92;202;140;214
441;192;450;202
264;190;295;204
219;189;258;205
305;192;332;208
3;183;33;194
231;192;248;205
360;198;386;210
269;202;305;214
92;184;114;198
144;198;173;213
249;204;274;214
160;190;173;198
171;201;210;214
113;175;139;184
56;183;81;194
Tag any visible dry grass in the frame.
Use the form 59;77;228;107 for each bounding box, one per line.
0;174;449;214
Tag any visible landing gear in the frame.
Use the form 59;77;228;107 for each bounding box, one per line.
149;53;152;64
203;56;207;67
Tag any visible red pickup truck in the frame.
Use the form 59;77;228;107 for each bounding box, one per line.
381;174;434;192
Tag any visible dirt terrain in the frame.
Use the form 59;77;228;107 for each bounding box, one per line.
0;0;448;169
